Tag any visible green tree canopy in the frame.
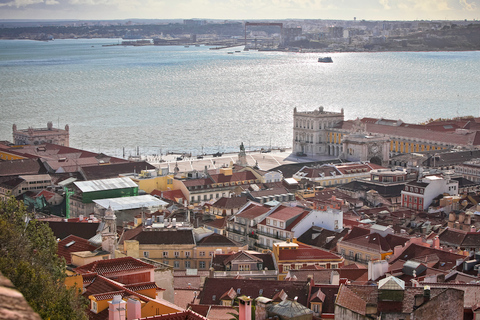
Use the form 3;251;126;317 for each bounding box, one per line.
0;197;87;320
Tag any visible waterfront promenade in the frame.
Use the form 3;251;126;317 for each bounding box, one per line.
143;148;337;173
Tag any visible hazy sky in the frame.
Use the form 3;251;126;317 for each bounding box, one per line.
0;0;479;21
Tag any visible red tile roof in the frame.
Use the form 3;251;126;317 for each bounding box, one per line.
278;244;342;261
203;217;226;230
209;171;257;184
212;196;249;209
74;257;154;276
268;205;305;221
335;284;366;315
196;233;242;247
236;203;271;219
199;277;310;306
57;234;98;264
151;189;187;203
340;120;480;146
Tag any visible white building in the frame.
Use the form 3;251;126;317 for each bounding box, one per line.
257;204;343;249
401;175;458;211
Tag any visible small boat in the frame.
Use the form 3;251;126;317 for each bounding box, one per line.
318;57;333;63
227;52;234;54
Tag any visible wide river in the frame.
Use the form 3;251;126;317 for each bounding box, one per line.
1;39;479;158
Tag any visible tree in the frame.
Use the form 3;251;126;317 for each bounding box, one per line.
0;197;88;320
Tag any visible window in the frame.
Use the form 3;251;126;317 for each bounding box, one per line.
283;265;291;271
349;251;354;258
199;261;206;269
199;251;205;257
163;251;168;258
185;261;191;268
174;251;179;257
209;251;214;256
266;219;270;225
143;251;149;258
174;261;180;268
163;260;169;265
331;264;338;269
280;222;284;228
239;264;250;271
185;251;191;258
273;220;277;226
91;301;98;313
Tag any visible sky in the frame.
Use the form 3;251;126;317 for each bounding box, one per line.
0;0;479;21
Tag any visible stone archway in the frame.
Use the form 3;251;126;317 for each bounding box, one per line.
370;156;382;166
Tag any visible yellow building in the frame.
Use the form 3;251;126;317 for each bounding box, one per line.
122;227;246;271
121;169;175;194
272;239;344;280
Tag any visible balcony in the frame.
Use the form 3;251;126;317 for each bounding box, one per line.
227;228;246;236
212;269;278;278
256;229;288;241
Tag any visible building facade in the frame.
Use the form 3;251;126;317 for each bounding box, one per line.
293;108;480;161
401;175;459;211
13;122;69;146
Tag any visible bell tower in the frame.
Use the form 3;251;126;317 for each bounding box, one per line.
102;205;117;257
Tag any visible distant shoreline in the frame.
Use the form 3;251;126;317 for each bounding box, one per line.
1;38;479;54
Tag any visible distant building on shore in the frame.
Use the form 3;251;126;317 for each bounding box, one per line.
12;121;69;146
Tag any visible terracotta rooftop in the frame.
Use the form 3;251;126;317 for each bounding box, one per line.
296;226;350;251
75;256;155;276
212;196;249;209
278;244;343;261
199;277;310;306
288;267;368;284
45;220;102;240
389;243;467;271
211;251;276;271
336;284;367;315
188;305;233;320
0;158;45;177
196;233;242;247
123;228;195;245
203;217;226;230
236;202;271;219
209;171;257;184
57;234;98;264
267;205;306;221
80;161;155;180
151;189;187;204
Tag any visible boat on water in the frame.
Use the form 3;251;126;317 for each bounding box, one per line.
318;57;333;63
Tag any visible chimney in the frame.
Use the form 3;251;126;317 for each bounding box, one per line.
238;296;252;320
126;298;141;320
432;236;440;249
108;295;126;320
423;285;430;300
255;297;271;320
330;271;340;285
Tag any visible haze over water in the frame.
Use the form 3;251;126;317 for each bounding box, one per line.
1;39;479;158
